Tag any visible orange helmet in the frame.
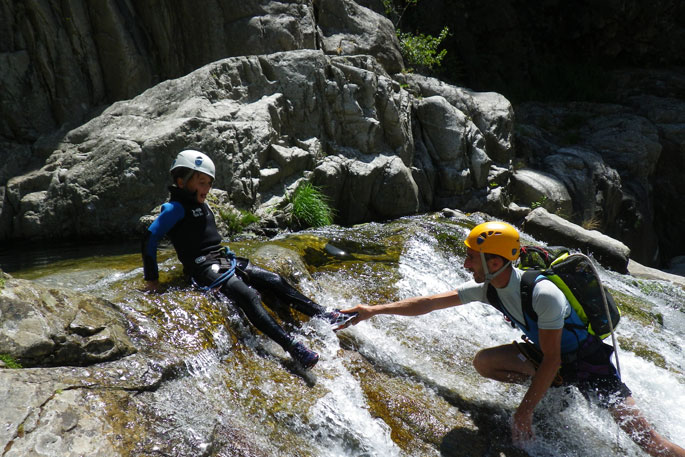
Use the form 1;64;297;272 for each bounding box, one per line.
464;221;520;261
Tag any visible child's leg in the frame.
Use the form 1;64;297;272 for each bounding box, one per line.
240;262;326;316
220;274;293;350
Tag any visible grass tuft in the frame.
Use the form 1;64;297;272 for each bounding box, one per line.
219;209;260;236
290;183;335;228
0;354;23;369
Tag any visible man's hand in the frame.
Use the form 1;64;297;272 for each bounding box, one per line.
339;304;375;328
511;328;561;447
511;407;534;446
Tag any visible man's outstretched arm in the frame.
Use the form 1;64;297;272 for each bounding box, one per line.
341;289;462;327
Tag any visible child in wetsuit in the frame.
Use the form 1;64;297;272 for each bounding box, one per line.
141;150;348;369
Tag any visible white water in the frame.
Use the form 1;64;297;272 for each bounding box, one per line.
12;218;684;456
290;223;685;456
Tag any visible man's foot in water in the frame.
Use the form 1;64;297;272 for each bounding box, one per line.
321;309;358;331
288;341;319;369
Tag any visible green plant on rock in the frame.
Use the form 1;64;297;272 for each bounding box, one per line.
582;215;601;231
610;288;664;327
618;337;667;369
530;195;548;209
383;0;449;72
398;26;449;71
219;208;260;236
0;354;22;369
288;182;335;229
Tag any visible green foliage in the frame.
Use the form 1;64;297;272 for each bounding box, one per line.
530;195;548;209
382;0;449;72
398;26;449;71
219;209;260;236
0;354;22;369
289;182;335;229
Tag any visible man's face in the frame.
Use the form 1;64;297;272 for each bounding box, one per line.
464;248;486;282
464;248;502;283
180;172;213;204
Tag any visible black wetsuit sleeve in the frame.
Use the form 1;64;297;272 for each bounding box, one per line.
141;231;159;281
141;202;184;281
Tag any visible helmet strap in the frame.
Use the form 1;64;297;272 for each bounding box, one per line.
481;253;511;301
480;252;511;283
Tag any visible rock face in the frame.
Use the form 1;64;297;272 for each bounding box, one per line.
1;50;513;241
0;272;136;367
398;1;685;266
2;0;684;268
402;0;685;97
510;168;572;217
514;79;685;266
522;208;631;273
0;0;400;150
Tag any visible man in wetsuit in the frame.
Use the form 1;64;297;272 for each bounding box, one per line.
141;150;350;369
342;221;685;456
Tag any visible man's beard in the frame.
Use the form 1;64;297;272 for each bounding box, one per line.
471;270;485;283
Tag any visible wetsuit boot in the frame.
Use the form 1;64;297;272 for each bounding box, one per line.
288;341;319;369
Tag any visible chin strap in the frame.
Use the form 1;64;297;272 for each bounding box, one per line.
481;252;511;299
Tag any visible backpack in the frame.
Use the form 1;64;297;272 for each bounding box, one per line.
516;245;621;339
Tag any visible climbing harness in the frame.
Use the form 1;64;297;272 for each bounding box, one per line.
197;247;237;291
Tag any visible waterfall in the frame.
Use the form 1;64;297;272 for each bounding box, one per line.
4;215;683;456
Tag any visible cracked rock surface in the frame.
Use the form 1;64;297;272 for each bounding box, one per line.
0;272;137;367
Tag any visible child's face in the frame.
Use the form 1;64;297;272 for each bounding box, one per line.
180;172;213;204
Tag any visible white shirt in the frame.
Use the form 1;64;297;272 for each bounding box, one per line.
456;267;570;330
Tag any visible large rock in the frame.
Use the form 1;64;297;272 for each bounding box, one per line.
412;95;492;209
0;272;136;367
315;0;403;74
396;73;514;164
510;168;572;217
0;369;125;457
541;147;623;228
515;101;663;266
616;69;685;267
1;50;512;242
627;259;685;290
313;154;420;224
522;207;630;273
0;0;401;148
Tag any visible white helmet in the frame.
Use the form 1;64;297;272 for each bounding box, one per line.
169;150;215;179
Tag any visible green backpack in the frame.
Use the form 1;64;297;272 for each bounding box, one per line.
517;246;621;339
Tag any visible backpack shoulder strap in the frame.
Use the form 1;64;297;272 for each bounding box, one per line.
520;269;544;323
486;283;503;313
486;283;521;329
521;269;588;336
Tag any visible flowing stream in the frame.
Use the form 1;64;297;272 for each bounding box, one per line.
5;214;684;456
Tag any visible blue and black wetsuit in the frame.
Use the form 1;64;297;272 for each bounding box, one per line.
141;186;326;350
